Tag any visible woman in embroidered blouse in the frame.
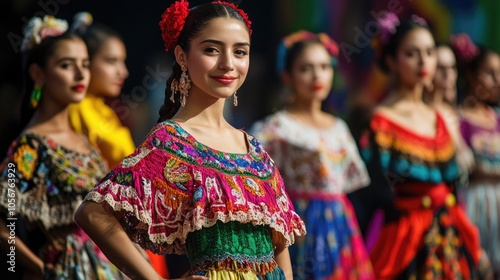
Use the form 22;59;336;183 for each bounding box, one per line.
74;1;306;279
250;30;373;280
452;33;500;277
359;14;491;279
0;15;124;279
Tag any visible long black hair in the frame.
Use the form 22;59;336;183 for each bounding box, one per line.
157;2;251;123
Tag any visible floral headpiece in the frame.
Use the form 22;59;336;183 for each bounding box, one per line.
21;15;68;52
159;0;252;53
378;12;400;45
411;14;427;27
276;30;339;73
372;13;428;60
71;12;93;33
450;33;479;63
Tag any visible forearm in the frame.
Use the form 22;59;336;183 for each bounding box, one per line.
74;201;162;280
0;219;43;275
275;246;293;280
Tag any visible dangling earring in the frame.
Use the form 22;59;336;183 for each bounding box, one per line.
170;79;178;103
425;82;434;92
179;65;191;107
233;92;238;106
31;84;42;108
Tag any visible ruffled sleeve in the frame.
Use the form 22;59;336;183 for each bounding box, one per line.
336;119;371;193
85;122;306;255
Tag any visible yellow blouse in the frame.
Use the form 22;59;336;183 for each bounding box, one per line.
69;94;135;169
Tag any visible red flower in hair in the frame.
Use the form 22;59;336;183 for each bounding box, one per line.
451;33;479;63
215;1;252;35
159;0;190;52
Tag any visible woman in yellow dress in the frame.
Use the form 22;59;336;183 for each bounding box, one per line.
68;12;134;169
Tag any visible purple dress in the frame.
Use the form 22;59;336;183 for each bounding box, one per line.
460;109;500;273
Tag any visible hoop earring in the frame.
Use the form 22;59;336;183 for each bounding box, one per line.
170;79;178;103
31;84;42;108
179;65;191;107
233;92;238;106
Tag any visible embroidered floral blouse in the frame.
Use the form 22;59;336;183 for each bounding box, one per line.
84;120;306;256
251;111;370;196
0;132;107;252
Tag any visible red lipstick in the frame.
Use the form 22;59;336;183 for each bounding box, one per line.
419;70;429;77
211;75;236;85
71;84;86;93
312;84;323;91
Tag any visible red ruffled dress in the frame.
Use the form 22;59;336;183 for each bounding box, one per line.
360;112;491;279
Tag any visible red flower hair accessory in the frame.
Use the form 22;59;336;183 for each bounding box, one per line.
159;0;190;52
215;1;252;35
451;33;479;63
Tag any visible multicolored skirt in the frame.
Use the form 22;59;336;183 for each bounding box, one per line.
459;180;500;275
288;192;374;280
371;182;492;279
43;227;124;280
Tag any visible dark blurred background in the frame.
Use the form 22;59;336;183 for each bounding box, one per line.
1;0;499;157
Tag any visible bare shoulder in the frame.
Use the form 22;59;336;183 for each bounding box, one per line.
373;105;396;118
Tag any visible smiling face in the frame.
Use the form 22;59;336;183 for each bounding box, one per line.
175;17;250;101
283;42;333;103
88;37;129;98
390;27;437;88
33;38;90;107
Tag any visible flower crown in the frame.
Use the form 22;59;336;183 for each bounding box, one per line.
21;15;68;52
450;33;479;63
159;0;252;53
276;30;339;73
371;13;428;60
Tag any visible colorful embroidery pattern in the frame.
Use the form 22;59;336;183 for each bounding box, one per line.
362;112;459;183
460;111;500;272
250;111;374;279
364;113;490;279
85;120;306;259
0;133;121;279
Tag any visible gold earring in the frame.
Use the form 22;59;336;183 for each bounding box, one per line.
31;84;42;108
170;79;178;103
179;65;191;107
233;92;238;106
